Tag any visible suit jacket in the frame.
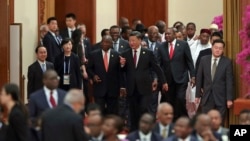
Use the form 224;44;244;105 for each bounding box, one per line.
195;48;212;74
6;104;29;141
192;131;222;141
87;49;121;98
145;40;161;59
115;38;130;53
28;88;66;125
126;131;163;141
60;28;70;39
0;122;7;141
83;38;92;59
121;48;166;96
195;55;233;106
43;32;62;62
27;61;54;98
165;135;198;141
158;40;195;84
54;52;82;90
41;104;90;141
153;123;175;139
92;42;101;52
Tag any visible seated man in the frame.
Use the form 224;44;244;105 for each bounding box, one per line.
166;116;197;141
87;114;104;141
126;113;162;141
207;109;229;139
153;103;174;139
192;114;222;141
239;109;250;125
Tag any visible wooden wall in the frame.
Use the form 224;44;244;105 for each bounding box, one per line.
0;0;10;87
55;0;96;44
118;0;168;27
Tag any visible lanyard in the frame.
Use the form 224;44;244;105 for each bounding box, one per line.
64;56;71;74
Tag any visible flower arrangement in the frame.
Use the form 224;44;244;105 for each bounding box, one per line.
211;15;223;31
237;5;250;86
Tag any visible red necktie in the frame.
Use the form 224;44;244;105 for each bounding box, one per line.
50;91;56;108
104;52;108;72
133;50;137;67
169;43;174;59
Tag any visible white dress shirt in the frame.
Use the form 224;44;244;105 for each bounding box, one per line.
211;55;221;72
132;46;142;67
43;86;58;108
91;133;103;141
139;131;152;141
196;133;203;141
113;38;120;52
68;27;76;38
148;40;156;51
178;135;191;141
102;49;111;64
38;60;46;71
168;39;177;53
190;41;211;66
159;123;169;138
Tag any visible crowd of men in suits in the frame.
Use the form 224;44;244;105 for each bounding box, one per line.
0;12;243;141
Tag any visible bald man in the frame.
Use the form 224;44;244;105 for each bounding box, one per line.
119;17;129;28
193;114;222;141
155;20;166;42
153;103;174;139
42;89;89;141
87;35;122;115
207;109;229;138
145;25;162;117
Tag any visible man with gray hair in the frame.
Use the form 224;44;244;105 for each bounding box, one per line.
41;89;90;141
39;24;49;45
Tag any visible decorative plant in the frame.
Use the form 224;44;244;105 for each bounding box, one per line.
237;5;250;94
211;15;223;31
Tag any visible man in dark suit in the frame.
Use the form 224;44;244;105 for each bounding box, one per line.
153;103;174;139
41;89;89;141
29;70;66;126
126;113;163;141
77;24;92;60
207;109;229;139
158;27;195;120
110;25;130;53
87;114;104;141
87;35;122;115
145;25;162;116
60;13;76;39
92;28;110;51
43;17;62;63
195;31;223;73
120;31;168;131
192;114;222;141
27;45;54;98
195;39;233;120
166;117;198;141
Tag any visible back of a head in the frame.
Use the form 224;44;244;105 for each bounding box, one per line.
64;89;85;107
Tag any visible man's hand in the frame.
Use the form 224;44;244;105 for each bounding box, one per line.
119;56;126;66
190;77;196;87
93;75;101;83
227;100;233;108
201;130;217;141
152;80;158;92
162;83;168;92
195;98;200;104
120;88;127;97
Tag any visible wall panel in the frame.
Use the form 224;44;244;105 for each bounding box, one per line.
118;0;168;27
55;0;96;44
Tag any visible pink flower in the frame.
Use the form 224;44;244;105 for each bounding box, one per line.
211;15;223;31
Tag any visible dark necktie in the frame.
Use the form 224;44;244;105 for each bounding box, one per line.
211;59;217;81
50;91;56;108
133;50;137;67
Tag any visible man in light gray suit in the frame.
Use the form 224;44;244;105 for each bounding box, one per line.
195;39;233;120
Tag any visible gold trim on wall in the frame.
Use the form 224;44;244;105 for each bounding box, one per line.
223;0;241;125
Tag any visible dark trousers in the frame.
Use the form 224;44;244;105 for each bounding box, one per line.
161;82;188;121
201;94;227;122
95;95;118;115
148;91;159;117
129;88;151;131
83;79;89;106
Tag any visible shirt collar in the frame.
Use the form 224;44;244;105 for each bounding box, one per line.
139;131;152;140
159;123;169;129
67;27;76;31
169;39;176;46
178;135;191;141
212;55;221;61
134;46;142;52
113;38;120;44
216;126;222;134
49;31;56;37
102;49;111;54
196;133;203;141
38;60;46;64
92;133;104;140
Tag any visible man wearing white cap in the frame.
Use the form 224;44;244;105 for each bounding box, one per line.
209;23;219;34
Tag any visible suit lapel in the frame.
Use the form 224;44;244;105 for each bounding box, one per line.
165;42;171;59
57;90;64;105
108;50;115;72
41;89;50;108
136;48;145;69
172;41;180;59
213;56;224;82
99;50;106;73
118;40;125;52
35;61;43;73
